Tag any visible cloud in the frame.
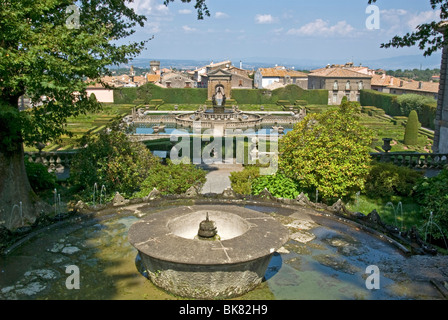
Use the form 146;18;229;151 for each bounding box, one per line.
127;0;165;16
407;10;441;29
287;19;355;37
255;14;276;24
273;27;284;34
178;9;192;15
380;9;408;17
147;21;161;33
380;8;441;34
215;12;229;19
182;25;197;33
126;0;174;19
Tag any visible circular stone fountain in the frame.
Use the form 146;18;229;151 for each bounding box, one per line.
128;205;289;299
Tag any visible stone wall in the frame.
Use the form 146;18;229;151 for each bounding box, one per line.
434;45;448;153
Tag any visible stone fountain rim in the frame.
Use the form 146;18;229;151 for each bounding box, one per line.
128;204;290;266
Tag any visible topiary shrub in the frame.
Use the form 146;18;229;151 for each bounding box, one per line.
364;161;424;199
404;110;420;145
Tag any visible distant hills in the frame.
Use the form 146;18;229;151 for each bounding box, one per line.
114;53;443;72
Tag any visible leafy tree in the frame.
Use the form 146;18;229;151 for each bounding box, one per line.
369;0;447;57
0;0;208;230
396;94;436;116
69;129;159;199
279;100;374;202
404;110;420;145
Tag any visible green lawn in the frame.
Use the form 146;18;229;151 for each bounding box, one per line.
358;113;433;153
24;104;134;152
345;194;423;232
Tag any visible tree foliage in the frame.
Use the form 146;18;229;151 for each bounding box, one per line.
279;100;374;202
364;161;423;199
0;0;208;151
69;129;159;198
414;169;448;240
369;0;448;56
396;94;436;116
0;0;149;151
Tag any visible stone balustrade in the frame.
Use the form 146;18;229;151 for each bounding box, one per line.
25;150;447;181
370;152;448;169
25;151;77;179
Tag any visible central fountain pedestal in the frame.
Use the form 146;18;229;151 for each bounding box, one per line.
128;205;289;299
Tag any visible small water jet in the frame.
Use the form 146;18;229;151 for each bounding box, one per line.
53;188;62;218
384;201;404;231
92;183;98;206
424;212;448;250
10;202;23;227
99;185;107;205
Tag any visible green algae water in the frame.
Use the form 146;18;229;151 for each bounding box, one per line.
0;205;444;300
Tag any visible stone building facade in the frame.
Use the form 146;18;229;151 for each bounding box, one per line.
308;67;372;105
161;72;195;88
206;69;232;101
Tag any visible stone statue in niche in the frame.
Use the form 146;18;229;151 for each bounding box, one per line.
213;86;226;106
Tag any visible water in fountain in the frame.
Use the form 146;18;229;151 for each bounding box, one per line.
100;185;107;205
355;191;361;211
1;203;446;300
92;183;98;206
9;202;23;227
384;202;403;231
424;211;448;250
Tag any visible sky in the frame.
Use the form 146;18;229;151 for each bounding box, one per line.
123;0;443;68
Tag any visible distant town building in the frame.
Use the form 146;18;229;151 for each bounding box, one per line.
161;71;196;88
191;60;253;89
86;82;114;103
371;73;439;100
149;60;161;75
308;64;372;105
254;66;308;89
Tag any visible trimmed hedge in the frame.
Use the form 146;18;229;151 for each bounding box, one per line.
231;85;328;105
360;90;437;129
404;110;420;145
114;83;207;105
117;84;329;106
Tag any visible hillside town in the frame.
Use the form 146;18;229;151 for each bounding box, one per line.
85;60;440;106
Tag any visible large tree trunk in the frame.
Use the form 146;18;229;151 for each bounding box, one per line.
0;144;40;230
0;96;50;231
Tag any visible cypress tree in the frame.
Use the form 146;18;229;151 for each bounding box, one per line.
404;110;420;145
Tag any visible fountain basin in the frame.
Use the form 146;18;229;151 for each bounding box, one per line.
128;205;289;299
